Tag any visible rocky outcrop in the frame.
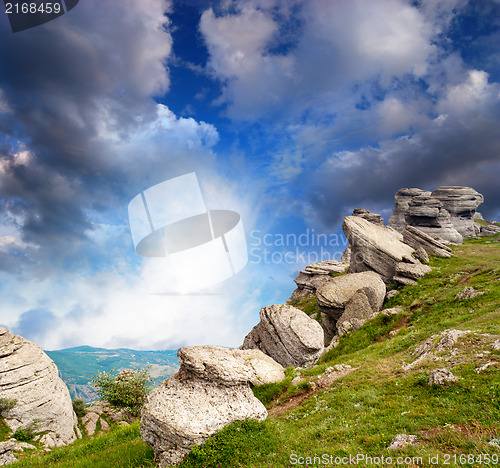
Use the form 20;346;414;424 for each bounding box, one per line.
388;188;431;231
431;186;484;238
316;271;386;340
388;186;484;244
402;226;453;258
342;216;431;285
288;260;349;303
141;346;270;466
479;223;500;237
241;304;324;367
352;208;384;225
428;368;458;385
388;434;418;450
405;193;463;243
0;327;78;448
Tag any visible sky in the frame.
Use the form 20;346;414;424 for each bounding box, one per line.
0;0;499;351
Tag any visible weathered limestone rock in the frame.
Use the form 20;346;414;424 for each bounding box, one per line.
342;216;429;284
479;224;500;237
0;442;17;466
177;346;284;386
317;364;355;388
388;188;431;231
387;434;418;450
241;305;324;367
316;271;386;340
141;346;268;466
403;226;453;258
0;328;77;448
352;208;384;225
429;368;458;385
431;186;484;238
288;260;349;303
388;186;484;243
82;412;100;437
406;194;463;244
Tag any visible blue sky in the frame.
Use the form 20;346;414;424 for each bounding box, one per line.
0;0;499;351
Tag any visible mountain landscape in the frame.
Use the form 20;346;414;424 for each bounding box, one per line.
1;189;499;467
46;347;179;401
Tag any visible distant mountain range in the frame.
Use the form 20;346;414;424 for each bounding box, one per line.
46;346;179;401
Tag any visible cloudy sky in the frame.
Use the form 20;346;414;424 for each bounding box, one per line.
1;0;499;351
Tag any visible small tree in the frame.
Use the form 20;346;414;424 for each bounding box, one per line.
72;398;87;418
90;367;153;416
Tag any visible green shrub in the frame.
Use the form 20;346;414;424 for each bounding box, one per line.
72;398;87;418
13;420;39;442
91;368;153;416
0;398;17;412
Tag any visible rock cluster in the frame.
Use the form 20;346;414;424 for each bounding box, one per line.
388;186;484;243
241;304;324;367
141;346;278;466
0;327;78;449
316;271;386;341
402;226;452;258
342;216;431;285
288;260;349;303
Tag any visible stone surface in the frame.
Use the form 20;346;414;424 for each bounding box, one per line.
317;364;355;388
316;271;386;340
455;287;484;300
403;226;453;258
431;186;484;238
388;186;484;243
479;224;500;237
241;304;324;367
178;346;284;387
406;194;463;244
428;368;458;385
342;216;429;284
492;339;500;351
388;188;431;232
82;412;99;437
288;260;349;303
141;346;268;466
0;329;77;448
0;442;17;466
387;434;418;450
395;261;432;280
352;208;383;225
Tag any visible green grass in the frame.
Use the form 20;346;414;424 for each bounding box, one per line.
11;422;155;468
10;235;500;467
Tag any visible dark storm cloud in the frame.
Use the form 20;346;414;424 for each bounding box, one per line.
0;0;173;272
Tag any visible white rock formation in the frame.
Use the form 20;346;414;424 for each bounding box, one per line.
342;216;431;284
0;327;78;448
141;345;270;466
241;304;324;367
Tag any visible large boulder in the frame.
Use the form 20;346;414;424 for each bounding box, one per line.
316;271;386;339
241;304;324;367
342;216;431;284
0;327;78;448
388;188;431;231
388;186;484;243
431;186;484;238
405;194;463;244
402;226;453;258
141;346;269;466
288;260;349;303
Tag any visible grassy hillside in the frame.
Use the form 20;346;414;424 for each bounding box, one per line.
45;346;179;401
9;234;500;467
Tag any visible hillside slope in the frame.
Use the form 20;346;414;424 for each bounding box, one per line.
8;234;500;468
